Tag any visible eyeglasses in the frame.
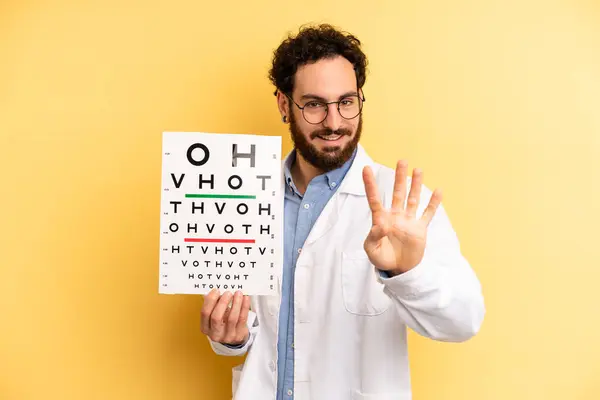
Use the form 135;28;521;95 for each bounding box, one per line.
284;92;366;125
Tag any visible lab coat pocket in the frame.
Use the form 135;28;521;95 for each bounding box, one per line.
341;250;391;316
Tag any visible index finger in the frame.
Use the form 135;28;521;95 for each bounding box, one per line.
362;166;384;223
201;288;220;334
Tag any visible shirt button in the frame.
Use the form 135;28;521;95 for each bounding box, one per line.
297;248;302;254
303;203;310;209
269;361;275;371
291;342;295;348
331;181;337;187
287;389;293;396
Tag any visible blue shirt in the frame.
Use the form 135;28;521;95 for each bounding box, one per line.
277;148;356;400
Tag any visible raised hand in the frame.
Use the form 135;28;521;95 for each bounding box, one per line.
201;289;251;346
362;160;443;276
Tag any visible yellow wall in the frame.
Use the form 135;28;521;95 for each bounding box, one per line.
1;0;599;399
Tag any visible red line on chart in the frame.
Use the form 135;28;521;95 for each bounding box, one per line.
184;238;256;244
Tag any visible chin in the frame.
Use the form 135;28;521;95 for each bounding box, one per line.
319;145;344;155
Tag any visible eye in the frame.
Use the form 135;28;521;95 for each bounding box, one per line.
305;101;325;109
340;98;354;106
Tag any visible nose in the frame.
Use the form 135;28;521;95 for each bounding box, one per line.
322;103;342;131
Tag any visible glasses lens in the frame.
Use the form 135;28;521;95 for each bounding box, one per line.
339;96;362;119
302;102;328;124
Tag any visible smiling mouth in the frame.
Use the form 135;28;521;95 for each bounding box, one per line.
317;133;343;141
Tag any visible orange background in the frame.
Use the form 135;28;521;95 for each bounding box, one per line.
1;0;599;399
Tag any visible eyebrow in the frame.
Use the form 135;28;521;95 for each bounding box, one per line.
299;91;358;102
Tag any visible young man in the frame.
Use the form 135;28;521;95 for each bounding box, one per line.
200;24;485;400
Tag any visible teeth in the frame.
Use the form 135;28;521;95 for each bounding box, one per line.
319;134;342;141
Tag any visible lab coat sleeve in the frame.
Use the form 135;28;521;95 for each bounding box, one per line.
207;309;259;356
377;198;485;342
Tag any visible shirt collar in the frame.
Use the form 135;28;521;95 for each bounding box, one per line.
323;147;357;189
283;151;301;196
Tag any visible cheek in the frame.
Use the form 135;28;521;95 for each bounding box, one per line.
298;123;316;139
345;121;359;134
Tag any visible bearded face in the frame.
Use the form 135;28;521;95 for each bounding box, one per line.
283;56;364;172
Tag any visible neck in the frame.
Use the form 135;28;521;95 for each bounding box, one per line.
290;150;323;195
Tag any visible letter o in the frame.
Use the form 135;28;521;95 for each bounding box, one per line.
228;175;243;190
187;143;210;166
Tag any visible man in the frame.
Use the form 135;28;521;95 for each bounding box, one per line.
200;24;485;400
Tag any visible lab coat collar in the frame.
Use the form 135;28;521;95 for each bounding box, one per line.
337;143;373;197
294;143;374;246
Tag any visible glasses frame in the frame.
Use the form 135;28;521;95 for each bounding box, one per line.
282;68;366;125
284;90;366;125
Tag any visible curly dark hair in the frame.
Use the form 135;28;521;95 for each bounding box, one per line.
268;23;368;96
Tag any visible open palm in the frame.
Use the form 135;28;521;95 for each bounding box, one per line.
362;161;443;276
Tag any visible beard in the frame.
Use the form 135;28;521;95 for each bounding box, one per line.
288;111;362;172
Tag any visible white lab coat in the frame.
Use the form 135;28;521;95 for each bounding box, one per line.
208;144;485;400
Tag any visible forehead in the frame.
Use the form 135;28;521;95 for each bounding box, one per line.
293;56;357;98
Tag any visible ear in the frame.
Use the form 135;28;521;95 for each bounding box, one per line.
276;91;289;121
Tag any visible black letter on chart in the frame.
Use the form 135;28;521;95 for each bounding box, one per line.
215;203;226;214
256;175;271;190
259;203;271;216
192;202;204;214
199;174;214;189
228;175;242;190
171;173;185;188
187;143;210;166
232;144;256;167
170;201;181;213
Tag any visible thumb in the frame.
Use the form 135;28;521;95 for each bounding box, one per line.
364;223;388;252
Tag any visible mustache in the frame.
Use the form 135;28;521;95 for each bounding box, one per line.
309;128;353;140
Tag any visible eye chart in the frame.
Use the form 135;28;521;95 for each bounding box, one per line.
159;132;283;295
